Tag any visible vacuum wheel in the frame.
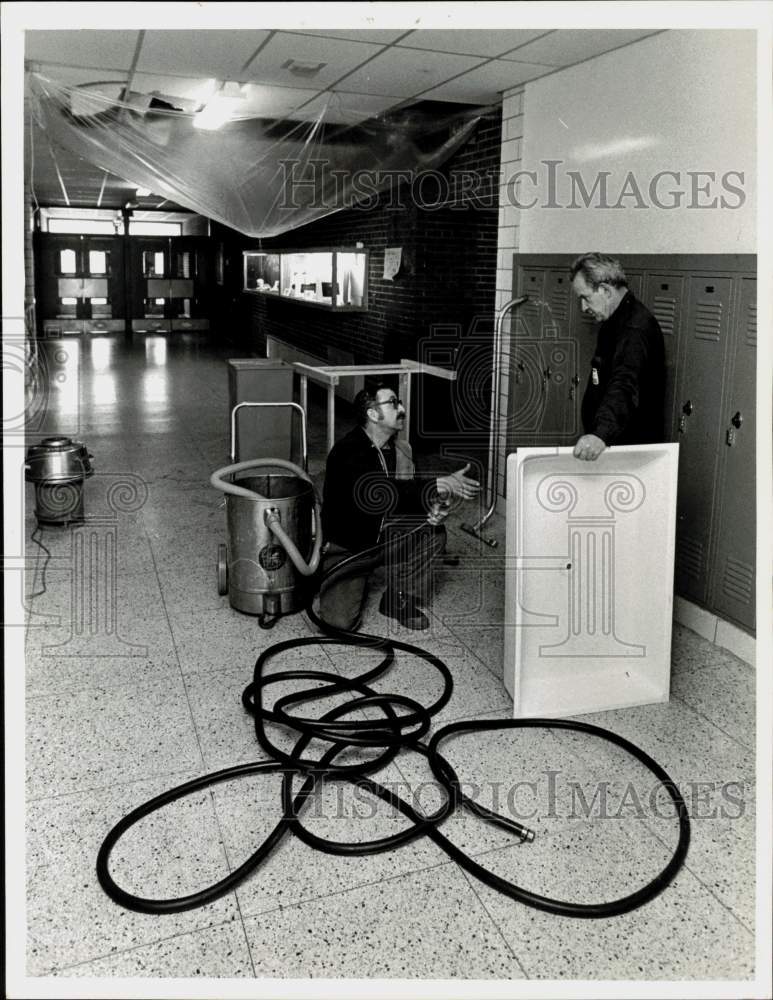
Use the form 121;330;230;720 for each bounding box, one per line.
217;544;228;595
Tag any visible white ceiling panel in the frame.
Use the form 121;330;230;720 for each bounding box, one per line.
286;29;407;45
245;32;385;89
420;59;555;103
25;30;140;71
338;47;486;98
239;83;321;116
504;29;662;67
136;30;271;79
28;66;127;90
131;73;222;104
396;29;550;58
289;91;403;123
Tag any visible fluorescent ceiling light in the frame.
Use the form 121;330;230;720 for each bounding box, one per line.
193;82;247;131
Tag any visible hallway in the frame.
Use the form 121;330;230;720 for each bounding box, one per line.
21;333;756;983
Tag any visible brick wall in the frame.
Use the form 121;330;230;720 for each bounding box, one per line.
494;88;525;500
212;108;502;450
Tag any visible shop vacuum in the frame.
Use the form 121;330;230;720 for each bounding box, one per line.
97;404;690;920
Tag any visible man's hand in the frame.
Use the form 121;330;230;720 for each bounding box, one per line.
436;464;481;500
573;434;607;461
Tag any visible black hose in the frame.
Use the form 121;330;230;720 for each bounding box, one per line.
96;521;691;918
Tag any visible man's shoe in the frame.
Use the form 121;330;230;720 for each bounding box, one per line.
378;590;429;630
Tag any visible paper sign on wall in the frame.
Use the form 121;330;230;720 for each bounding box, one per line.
383;247;402;280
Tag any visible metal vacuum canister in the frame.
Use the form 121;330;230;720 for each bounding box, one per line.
224;471;313;616
25;436;94;526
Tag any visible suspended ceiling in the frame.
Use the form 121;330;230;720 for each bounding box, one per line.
24;26;662;211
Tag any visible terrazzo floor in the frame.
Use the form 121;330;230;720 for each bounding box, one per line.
18;333;757;988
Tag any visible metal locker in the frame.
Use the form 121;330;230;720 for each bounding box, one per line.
673;274;733;605
642;271;685;437
568;288;597;440
708;276;756;632
509;265;577;447
514;266;545;338
624;269;644;299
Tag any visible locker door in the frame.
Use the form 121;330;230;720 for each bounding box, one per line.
624;269;644;299
513;266;544;338
642;271;685;438
709;276;756;631
673;275;733;605
568;289;597;439
129;237;171;332
542;269;577;444
508;266;544;449
510;265;576;446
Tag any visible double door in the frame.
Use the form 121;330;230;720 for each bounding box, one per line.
128;237;211;333
511;254;756;633
36;234;126;335
35;234;212;336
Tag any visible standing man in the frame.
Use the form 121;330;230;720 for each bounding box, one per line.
570;253;666;461
319;383;480;631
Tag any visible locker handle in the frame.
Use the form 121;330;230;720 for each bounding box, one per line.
682;400;694;416
731;411;743;429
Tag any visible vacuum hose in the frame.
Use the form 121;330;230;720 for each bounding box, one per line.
209;457;323;577
97;510;691;920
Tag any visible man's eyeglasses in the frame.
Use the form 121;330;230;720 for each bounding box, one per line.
373;396;402;409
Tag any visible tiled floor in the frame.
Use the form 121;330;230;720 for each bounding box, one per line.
20;334;757;985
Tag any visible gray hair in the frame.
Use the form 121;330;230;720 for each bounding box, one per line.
570;253;628;290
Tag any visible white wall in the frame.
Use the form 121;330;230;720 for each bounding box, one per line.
515;30;756;254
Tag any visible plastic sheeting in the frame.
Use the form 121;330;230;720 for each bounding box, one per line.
28;73;489;239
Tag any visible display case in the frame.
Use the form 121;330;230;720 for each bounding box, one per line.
243;248;368;311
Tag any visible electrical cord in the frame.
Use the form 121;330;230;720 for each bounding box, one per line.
96;518;691;919
29;525;52;598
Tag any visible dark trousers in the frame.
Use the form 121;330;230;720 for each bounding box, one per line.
318;518;447;631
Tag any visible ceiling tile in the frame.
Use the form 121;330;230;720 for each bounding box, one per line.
239;83;321;116
25;30;140;71
288;91;403;123
502;29;662;67
245;31;385;89
28;66;128;90
338;47;487;98
397;28;550;58
136;30;271;79
285;29;408;45
420;59;555;103
132;73;230;105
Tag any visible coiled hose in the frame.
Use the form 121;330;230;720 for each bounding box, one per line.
96;491;691;919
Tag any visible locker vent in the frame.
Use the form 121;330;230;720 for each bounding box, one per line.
549;288;568;322
722;556;754;605
694;301;723;341
746;302;757;345
677;534;704;580
652;295;677;335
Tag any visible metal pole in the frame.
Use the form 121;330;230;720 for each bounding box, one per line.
461;294;528;547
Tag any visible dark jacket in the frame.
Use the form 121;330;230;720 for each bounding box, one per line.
321;426;425;552
581;290;666;446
